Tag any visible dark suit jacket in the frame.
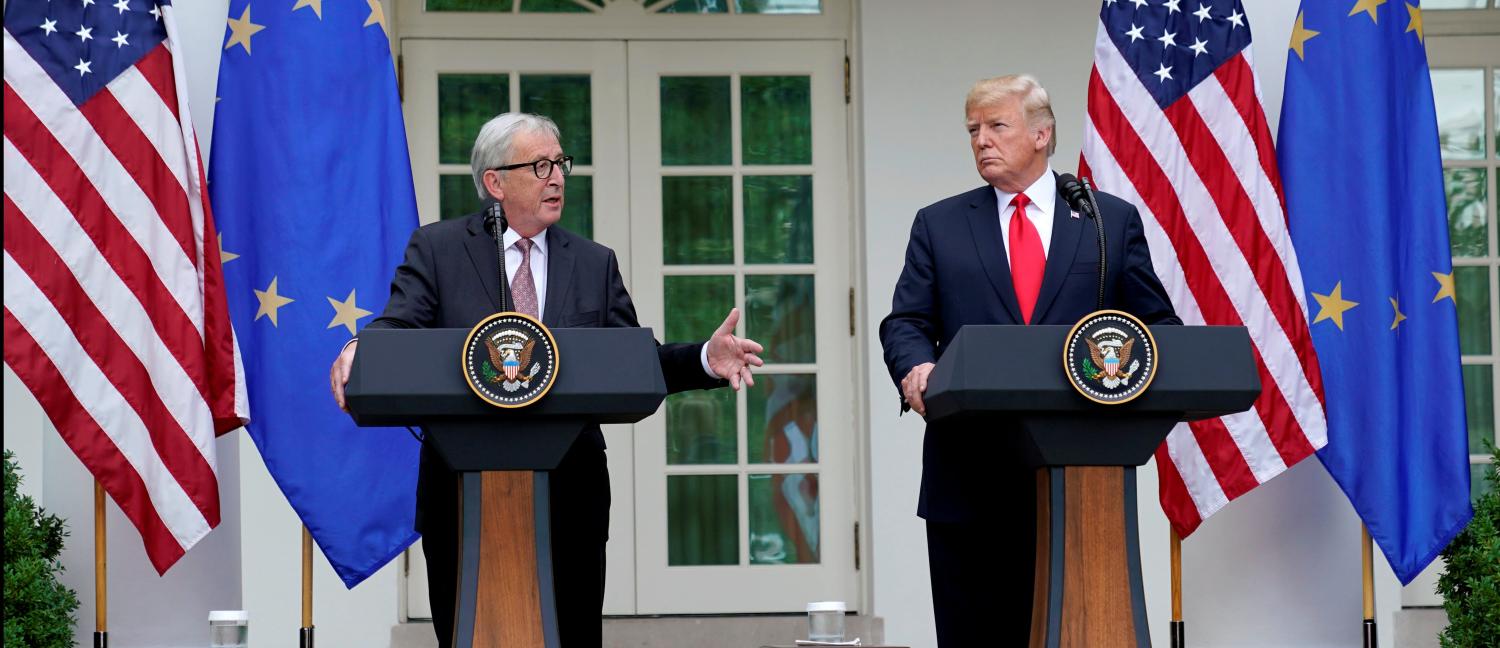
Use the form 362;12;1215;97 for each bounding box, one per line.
879;178;1180;522
363;210;725;530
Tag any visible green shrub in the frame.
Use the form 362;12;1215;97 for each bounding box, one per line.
3;449;80;647
1438;445;1500;648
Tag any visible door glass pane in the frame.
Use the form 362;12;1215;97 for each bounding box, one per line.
661;77;731;165
520;0;594;11
668;475;738;566
1423;0;1484;8
747;373;817;464
1432;69;1485;160
1463;364;1494;456
560;174;593;240
736;0;821;13
743;175;813;264
749;473;819;565
658;0;729;13
440;174;482;221
741;76;811;165
1456;267;1491;354
1446;168;1488;257
428;0;513;11
520;75;593;165
667;390;736;465
1472;462;1494;502
746;274;816;363
664;176;733;264
664;275;734;342
440;74;510;164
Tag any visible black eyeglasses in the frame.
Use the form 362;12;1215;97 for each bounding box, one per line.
493;155;573;180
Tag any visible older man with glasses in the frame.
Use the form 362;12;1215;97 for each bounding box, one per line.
329;112;764;647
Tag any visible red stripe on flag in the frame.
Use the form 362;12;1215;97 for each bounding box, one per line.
74;84;197;267
4;198;220;526
1155;445;1204;537
3;85;213;404
1187;417;1259;500
1161;96;1323;409
193;142;241;433
1214;55;1290;224
133;46;181;123
1084;68;1266;499
2;309;187;573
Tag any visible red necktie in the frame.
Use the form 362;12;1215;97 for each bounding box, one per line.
1008;193;1045;324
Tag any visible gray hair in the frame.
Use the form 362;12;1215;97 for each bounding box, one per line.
470;112;562;199
965;74;1057;156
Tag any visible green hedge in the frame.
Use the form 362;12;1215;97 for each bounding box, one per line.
1438;445;1500;648
3;450;80;647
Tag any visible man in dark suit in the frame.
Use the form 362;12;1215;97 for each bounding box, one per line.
329;113;763;647
878;75;1179;646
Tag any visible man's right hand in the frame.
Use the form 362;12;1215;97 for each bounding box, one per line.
901;362;937;417
330;340;358;412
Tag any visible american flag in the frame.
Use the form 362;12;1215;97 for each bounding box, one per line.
1079;0;1327;536
2;0;247;573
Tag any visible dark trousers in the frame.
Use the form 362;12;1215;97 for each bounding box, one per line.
925;487;1037;646
419;433;610;648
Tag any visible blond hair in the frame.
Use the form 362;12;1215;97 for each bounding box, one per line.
965;74;1056;156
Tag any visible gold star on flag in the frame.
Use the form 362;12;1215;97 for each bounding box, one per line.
326;290;373;336
254;277;295;326
1348;0;1385;23
218;233;239;264
293;0;323;19
364;0;388;37
1432;271;1456;304
1289;11;1319;61
1313;281;1359;331
1406;3;1423;42
1389;296;1407;331
224;5;266;55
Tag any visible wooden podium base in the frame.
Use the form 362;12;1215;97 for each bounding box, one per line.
1030;466;1150;648
454;471;560;648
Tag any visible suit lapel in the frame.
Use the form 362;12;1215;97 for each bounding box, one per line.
541;227;574;327
463;214;503;312
1029;185;1084;323
966;189;1024;323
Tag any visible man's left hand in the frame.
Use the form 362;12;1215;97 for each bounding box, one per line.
706;308;765;390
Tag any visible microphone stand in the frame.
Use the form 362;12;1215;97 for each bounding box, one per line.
488;201;512;313
1081;177;1107;311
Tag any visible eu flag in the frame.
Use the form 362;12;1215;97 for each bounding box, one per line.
209;0;420;586
1279;1;1473;583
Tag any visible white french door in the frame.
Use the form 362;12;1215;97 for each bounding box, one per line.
627;40;856;613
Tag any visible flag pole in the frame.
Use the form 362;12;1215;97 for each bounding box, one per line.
1170;527;1184;648
94;480;108;648
1362;525;1376;648
301;526;315;648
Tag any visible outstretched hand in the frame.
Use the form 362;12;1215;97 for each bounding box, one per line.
705;308;765;390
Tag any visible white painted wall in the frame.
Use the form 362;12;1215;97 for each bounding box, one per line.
858;2;1406;647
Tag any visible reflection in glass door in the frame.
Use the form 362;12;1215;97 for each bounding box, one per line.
629;40;855;613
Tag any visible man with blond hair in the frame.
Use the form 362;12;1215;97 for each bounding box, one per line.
879;75;1179;644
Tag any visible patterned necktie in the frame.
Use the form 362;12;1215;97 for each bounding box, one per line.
1008;193;1046;324
511;238;539;319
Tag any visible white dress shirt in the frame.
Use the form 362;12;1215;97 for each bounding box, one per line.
994;167;1058;263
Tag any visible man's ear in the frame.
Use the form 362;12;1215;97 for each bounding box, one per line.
1035;125;1053;153
482;169;506;202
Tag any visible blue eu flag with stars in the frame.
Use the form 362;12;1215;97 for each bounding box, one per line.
209;0;419;586
1279;0;1473;584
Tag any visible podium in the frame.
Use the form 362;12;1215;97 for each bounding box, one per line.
344;327;667;648
922;325;1259;648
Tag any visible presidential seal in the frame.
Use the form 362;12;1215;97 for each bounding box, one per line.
462;312;559;408
1063;310;1158;405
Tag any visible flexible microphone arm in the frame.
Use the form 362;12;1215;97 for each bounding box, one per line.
486;201;512;313
1081;177;1107;311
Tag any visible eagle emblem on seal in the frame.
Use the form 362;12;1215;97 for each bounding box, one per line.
485;332;540;392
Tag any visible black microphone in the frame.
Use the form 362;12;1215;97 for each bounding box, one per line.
486;200;512;313
1057;173;1107;310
